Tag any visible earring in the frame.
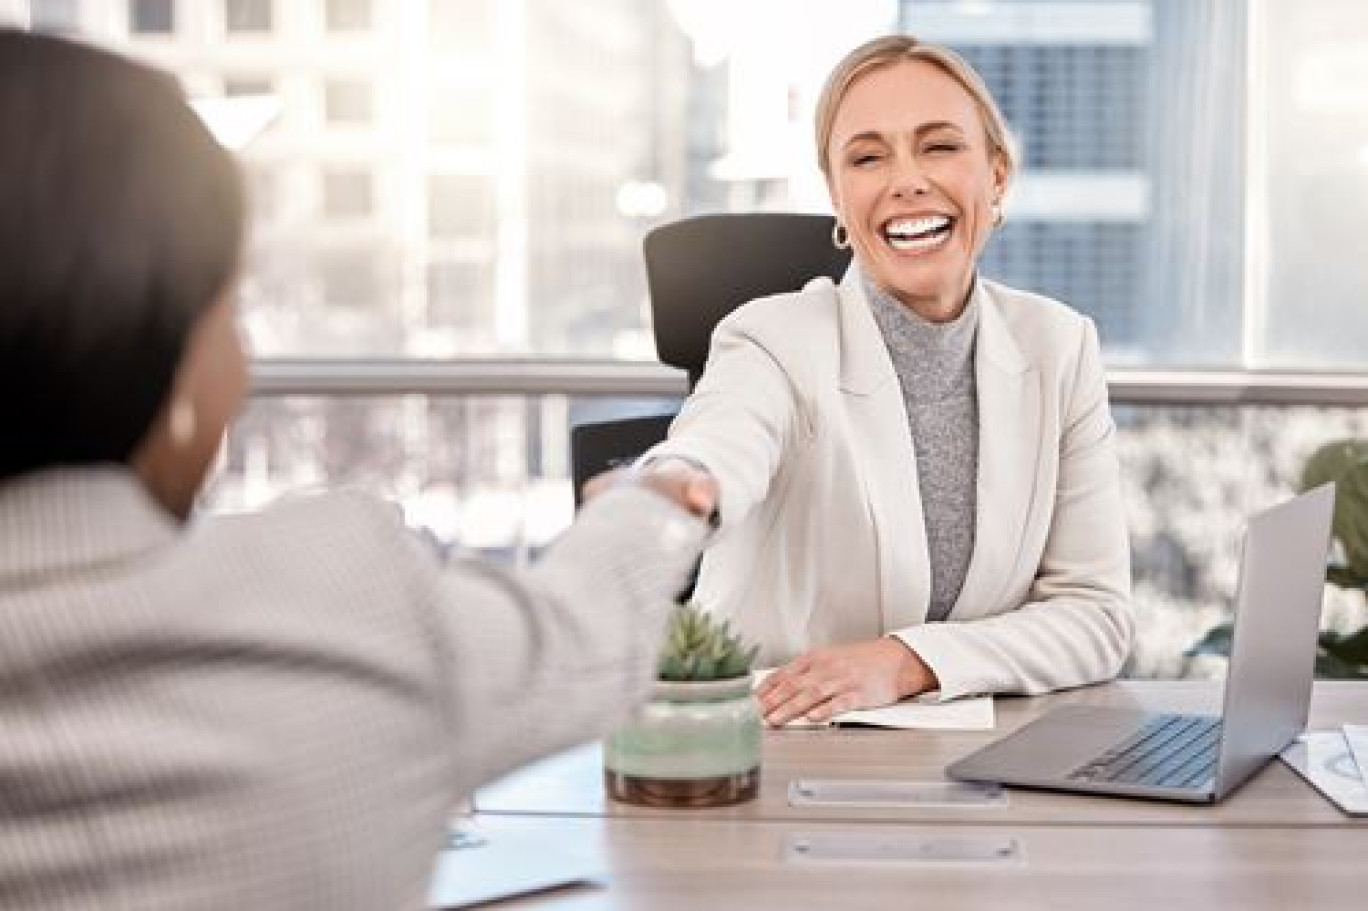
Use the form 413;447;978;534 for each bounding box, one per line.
831;220;850;250
991;201;1005;229
168;399;197;450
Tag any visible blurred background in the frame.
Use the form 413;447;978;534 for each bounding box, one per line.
6;0;1368;676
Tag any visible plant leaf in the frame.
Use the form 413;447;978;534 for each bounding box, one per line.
1185;621;1234;657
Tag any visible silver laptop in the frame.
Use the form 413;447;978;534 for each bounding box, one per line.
947;483;1335;804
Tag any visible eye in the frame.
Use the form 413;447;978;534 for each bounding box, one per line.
850;152;882;167
924;142;964;154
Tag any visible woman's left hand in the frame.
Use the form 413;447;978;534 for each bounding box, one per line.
755;638;939;726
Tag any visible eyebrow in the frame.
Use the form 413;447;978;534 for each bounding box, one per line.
840;121;967;148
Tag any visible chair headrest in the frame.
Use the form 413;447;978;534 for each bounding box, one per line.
644;214;852;387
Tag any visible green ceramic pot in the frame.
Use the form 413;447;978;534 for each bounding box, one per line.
604;674;762;807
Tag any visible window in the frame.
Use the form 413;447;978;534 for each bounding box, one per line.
224;75;273;97
325;0;371;32
429;82;493;145
29;0;82;33
428;175;493;239
322;169;374;219
129;0;173;35
324;80;373;125
244;165;278;222
429;0;492;55
225;0;272;34
65;0;1368;680
905;0;1242;367
1257;0;1368;369
321;252;382;309
428;260;496;334
75;0;1368;363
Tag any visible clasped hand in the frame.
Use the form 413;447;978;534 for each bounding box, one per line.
755;638;939;726
581;460;718;522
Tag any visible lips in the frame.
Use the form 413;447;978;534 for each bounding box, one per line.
882;214;953;253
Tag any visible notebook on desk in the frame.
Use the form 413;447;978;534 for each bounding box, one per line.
948;484;1335;804
752;669;995;730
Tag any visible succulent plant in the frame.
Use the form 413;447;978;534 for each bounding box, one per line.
657;602;759;682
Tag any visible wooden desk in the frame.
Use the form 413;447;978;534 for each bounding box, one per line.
477;681;1368;828
463;813;1368;911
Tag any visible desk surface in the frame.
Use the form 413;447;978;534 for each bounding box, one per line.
464;813;1368;911
477;680;1368;827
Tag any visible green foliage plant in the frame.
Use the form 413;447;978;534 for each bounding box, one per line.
1300;439;1368;677
657;602;759;682
1189;439;1368;678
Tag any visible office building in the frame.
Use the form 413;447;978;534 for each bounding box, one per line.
898;0;1243;362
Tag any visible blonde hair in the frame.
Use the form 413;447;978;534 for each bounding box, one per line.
815;34;1017;184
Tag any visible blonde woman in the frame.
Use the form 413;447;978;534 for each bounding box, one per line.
645;35;1132;724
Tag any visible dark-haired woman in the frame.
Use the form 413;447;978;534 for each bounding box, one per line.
0;30;713;911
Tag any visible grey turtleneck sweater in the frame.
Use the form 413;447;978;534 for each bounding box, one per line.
864;278;980;622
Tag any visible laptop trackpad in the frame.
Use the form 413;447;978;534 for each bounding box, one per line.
948;706;1155;782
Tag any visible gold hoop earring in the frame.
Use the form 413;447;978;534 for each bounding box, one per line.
169;399;197;450
831;221;850;250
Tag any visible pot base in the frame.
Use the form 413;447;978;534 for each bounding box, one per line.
604;767;759;808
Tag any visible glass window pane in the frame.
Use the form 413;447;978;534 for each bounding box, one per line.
1116;403;1368;678
225;0;272;34
429;81;493;145
324;80;373;125
428;175;493;239
66;1;1354;368
1256;0;1368;368
224;75;273;97
325;0;371;32
906;0;1246;367
130;0;174;34
210;395;601;560
430;0;493;56
209;395;1368;678
322;169;373;218
30;0;82;33
427;260;496;350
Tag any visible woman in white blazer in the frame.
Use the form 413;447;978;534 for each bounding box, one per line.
646;35;1133;724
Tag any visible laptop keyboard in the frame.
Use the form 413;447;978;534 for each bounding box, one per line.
1067;714;1222;790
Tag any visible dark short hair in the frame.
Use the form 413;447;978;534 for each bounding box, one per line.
0;29;245;481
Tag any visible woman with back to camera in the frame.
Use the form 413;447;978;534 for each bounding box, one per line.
0;30;715;911
644;35;1133;725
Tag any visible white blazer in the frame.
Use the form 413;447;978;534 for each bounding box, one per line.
648;269;1133;700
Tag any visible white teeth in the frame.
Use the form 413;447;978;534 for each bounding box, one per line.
884;214;952;252
885;215;950;238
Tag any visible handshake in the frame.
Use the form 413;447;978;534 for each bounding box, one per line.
582;458;718;524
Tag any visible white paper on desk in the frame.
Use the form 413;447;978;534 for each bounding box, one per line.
753;669;994;730
426;825;601;909
1343;724;1368;784
1279;731;1368;816
833;697;994;730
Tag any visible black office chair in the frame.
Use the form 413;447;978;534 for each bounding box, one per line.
569;213;852;505
644;213;852;387
569;413;677;508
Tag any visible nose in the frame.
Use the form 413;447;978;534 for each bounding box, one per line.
889;153;931;198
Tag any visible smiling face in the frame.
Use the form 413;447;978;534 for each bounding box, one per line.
826;59;1007;322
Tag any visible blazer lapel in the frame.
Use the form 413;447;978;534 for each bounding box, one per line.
951;283;1040;620
836;271;932;630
